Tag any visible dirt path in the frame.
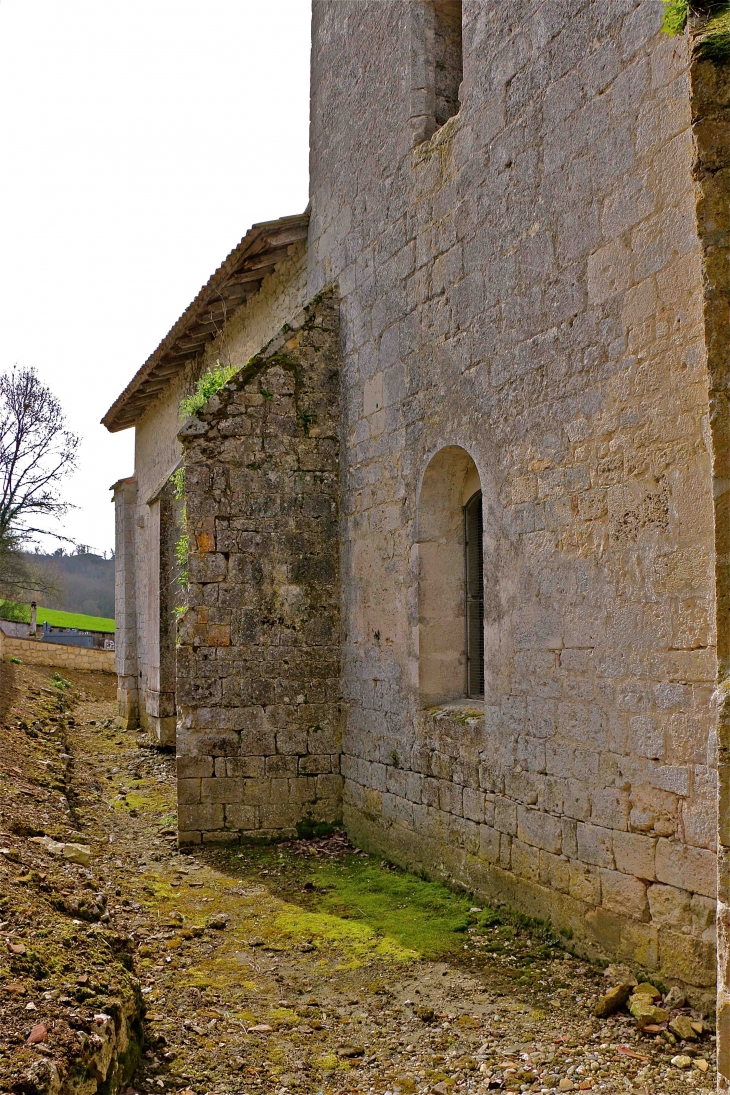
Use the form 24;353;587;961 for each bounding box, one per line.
0;668;718;1094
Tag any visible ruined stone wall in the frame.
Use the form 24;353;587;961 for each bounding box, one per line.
175;290;342;844
308;1;717;989
128;246;308;734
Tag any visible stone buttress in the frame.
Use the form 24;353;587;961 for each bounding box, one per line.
175;290;343;843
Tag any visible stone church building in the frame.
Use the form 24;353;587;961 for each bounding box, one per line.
103;1;730;1074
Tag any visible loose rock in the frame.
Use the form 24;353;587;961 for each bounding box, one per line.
671;1055;693;1070
628;994;668;1026
669;1015;698;1042
593;982;633;1018
206;913;229;930
634;982;661;1000
663;985;686;1010
25;1023;47;1045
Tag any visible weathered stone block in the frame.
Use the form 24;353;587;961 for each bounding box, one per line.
691;893;716;936
562;817;578;858
178;831;202;845
569;861;602;906
260;804;307;829
201;777;244;804
494;796;517;835
178;779;201;805
202;829;238;843
462;787;485;822
613;830;656;881
178;804;224;831
225;805;258;830
317;773;343;800
648;883;691;928
655;839;716;898
225;757;265;778
577;823;614;868
590;787;630;831
600;869;648;920
266;755;298;778
438;779;463;816
288;776;317;804
242;779;272;806
511;839;540;883
479;824;500;864
517;805;562;854
539;850;570;894
177;757;214;779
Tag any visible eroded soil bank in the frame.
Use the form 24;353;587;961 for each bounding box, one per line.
0;667;719;1094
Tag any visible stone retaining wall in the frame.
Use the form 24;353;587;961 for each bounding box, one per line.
1;633;116;674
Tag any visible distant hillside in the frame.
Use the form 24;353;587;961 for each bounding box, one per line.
23;551;115;619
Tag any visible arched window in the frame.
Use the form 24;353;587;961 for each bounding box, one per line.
417;446;484;705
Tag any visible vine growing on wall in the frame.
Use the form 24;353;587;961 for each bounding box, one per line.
662;0;730;60
176;358;241;593
179;360;237;420
170;466;188;589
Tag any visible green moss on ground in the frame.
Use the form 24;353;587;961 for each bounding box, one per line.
303;856;473;959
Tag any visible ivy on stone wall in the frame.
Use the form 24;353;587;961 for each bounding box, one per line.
662;0;730;60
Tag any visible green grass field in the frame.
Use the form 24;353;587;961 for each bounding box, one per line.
0;601;115;633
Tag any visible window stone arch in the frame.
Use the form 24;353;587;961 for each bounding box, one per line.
417;445;483;706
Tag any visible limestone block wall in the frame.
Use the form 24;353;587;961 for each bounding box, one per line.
308;1;718;990
176;290;342;844
2;634;116;674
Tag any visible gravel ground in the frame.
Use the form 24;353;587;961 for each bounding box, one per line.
0;665;718;1095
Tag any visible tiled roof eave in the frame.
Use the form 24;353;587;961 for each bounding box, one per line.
102;211;309;433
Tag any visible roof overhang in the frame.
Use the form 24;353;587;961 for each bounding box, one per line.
102;212;309;433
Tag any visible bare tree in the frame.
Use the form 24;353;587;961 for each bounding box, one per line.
0;367;79;597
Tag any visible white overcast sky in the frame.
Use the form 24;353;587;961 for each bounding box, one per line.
0;0;311;555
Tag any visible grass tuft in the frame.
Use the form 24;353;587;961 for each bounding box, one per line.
696;7;730;58
661;0;730;60
662;0;690;33
180;359;238;419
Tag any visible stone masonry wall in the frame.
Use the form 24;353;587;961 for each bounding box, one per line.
175;289;342;844
307;1;717;990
